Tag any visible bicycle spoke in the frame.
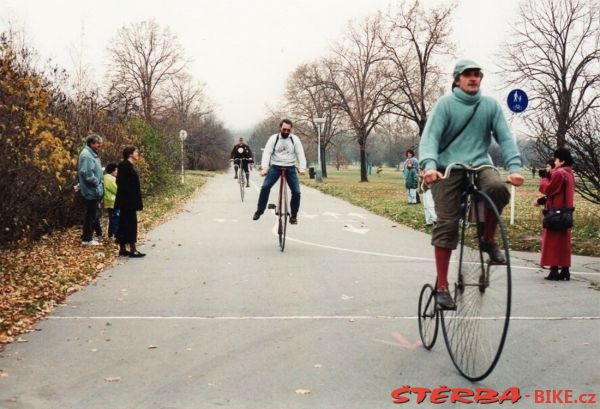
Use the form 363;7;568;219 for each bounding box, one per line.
441;190;511;381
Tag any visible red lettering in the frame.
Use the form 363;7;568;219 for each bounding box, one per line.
498;387;522;404
564;390;573;404
475;388;499;404
430;385;450;404
391;385;411;404
534;390;545;403
552;390;564;404
580;393;597;404
450;388;475;404
412;387;431;404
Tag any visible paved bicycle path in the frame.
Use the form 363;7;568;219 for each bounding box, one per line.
0;171;598;408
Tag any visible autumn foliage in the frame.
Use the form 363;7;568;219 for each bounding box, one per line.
0;36;78;245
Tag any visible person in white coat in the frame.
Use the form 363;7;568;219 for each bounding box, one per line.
253;119;306;225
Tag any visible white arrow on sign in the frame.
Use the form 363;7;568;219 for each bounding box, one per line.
344;224;369;235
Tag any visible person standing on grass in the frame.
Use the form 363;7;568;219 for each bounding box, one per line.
115;146;145;258
404;160;419;204
77;133;104;246
539;148;575;281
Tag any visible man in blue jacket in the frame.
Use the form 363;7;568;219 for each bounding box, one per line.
419;60;524;309
78;133;104;245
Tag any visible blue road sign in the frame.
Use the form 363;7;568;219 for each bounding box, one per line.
507;89;528;113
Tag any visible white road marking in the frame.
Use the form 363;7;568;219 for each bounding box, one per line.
344;224;369;235
48;315;600;321
323;211;341;219
348;212;367;219
283;234;599;276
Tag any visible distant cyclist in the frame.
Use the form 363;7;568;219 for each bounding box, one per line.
253;119;307;225
230;137;254;187
419;59;524;310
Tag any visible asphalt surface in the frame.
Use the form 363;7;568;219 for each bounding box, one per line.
1;171;599;409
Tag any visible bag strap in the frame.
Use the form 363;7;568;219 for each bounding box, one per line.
271;134;295;157
439;102;481;154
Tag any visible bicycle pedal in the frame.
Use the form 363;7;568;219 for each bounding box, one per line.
267;204;276;210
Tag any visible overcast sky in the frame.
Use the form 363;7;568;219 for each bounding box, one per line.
2;0;522;131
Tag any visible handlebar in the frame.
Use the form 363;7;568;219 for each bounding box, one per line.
439;162;499;180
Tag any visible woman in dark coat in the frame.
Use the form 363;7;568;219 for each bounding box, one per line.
115;146;145;257
540;148;575;280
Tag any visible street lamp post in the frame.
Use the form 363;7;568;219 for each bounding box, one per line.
179;129;188;184
313;117;326;182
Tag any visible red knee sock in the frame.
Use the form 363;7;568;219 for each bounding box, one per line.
435;246;452;290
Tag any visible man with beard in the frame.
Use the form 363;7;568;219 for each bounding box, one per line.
253;119;307;225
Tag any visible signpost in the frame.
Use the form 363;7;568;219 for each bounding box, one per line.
179;129;188;184
506;89;529;224
507;89;528;114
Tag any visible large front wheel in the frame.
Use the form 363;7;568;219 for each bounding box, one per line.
278;177;289;252
239;171;245;202
441;190;511;381
418;284;439;350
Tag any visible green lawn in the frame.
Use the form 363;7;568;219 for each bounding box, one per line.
303;166;600;257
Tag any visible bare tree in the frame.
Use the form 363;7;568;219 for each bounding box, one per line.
381;0;454;136
567;113;600;204
285;62;348;177
107;20;187;122
499;0;600;148
321;14;395;182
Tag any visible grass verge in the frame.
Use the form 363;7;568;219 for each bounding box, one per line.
303;166;600;256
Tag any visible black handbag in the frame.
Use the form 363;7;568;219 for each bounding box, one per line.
543;207;574;230
542;180;574;230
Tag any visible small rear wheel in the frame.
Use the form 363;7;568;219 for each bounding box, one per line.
418;284;439;350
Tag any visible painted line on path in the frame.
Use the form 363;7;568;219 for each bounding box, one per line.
48;315;600;321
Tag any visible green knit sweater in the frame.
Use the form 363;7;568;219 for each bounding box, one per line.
419;88;522;173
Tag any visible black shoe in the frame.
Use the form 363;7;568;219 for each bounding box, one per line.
253;211;262;220
118;250;130;256
545;266;560;280
234;175;238;179
559;267;570;281
246;183;250;188
435;288;456;310
480;241;506;264
290;214;298;224
129;250;146;258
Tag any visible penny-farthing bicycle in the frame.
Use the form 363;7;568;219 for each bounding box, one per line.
418;163;512;381
267;167;289;252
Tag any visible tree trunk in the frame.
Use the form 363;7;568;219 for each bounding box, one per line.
321;145;327;178
359;143;368;182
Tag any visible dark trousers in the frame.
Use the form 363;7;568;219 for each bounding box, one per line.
431;168;510;249
117;209;138;245
107;208;120;238
82;198;100;241
256;166;301;215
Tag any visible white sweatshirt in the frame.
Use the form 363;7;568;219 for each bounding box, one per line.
261;133;307;171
